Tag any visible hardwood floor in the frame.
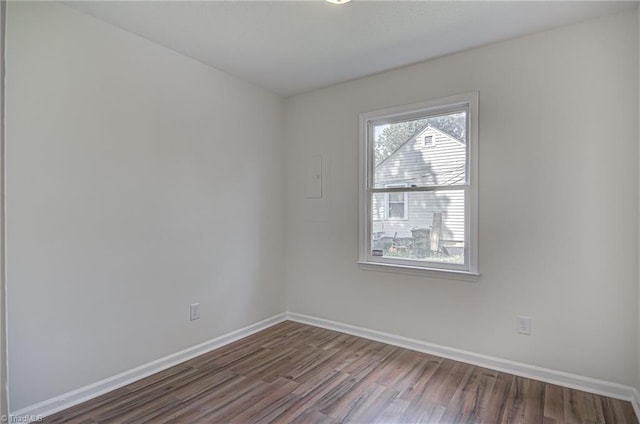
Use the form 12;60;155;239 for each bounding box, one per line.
44;321;638;424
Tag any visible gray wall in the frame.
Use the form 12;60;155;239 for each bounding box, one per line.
6;2;286;410
285;10;639;387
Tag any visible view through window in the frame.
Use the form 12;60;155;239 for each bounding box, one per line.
360;93;478;274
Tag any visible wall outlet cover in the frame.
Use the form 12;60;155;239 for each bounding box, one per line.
517;316;531;335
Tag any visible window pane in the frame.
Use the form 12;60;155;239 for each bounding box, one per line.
373;111;466;188
388;203;405;219
371;190;465;264
389;192;404;202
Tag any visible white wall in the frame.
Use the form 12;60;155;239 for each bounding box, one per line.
6;2;285;411
285;10;639;386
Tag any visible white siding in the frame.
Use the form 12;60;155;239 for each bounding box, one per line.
375;127;466;188
373;127;466;242
373;191;464;242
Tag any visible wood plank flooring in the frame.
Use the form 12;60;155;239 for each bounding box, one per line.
43;321;638;424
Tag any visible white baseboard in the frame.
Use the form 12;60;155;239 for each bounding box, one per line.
12;313;287;419
13;311;640;421
287;312;640;414
632;388;640;422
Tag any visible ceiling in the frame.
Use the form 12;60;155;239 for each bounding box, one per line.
65;1;637;97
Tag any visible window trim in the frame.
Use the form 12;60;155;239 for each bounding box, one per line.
358;92;479;279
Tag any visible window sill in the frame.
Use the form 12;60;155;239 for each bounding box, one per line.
357;261;480;282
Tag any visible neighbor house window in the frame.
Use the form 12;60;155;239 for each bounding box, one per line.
384;186;408;220
359;92;479;278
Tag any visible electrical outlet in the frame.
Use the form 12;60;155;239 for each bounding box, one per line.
517;316;531;335
190;303;200;321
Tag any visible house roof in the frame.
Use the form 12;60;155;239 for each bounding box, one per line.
376;124;464;169
375;125;466;187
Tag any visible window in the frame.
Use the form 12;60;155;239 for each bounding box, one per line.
359;92;478;278
423;135;434;146
384;186;408;220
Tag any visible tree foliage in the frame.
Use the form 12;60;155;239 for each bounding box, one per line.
375;113;466;165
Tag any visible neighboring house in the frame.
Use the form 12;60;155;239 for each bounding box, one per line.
372;125;465;253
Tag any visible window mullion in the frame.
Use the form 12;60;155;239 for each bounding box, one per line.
370;186;466;193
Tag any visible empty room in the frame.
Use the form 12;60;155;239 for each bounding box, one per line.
3;0;640;423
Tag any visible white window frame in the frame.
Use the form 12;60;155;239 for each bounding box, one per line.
358;92;479;280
